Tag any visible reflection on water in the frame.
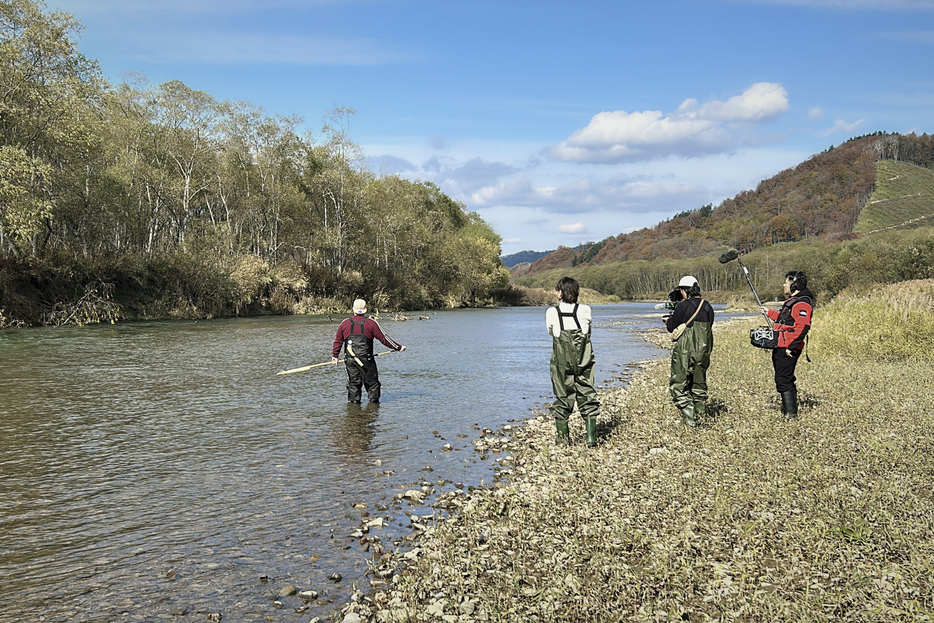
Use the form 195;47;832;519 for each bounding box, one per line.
332;403;381;457
0;304;677;622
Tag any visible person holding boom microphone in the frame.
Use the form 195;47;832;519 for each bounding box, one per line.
758;272;814;419
664;276;715;427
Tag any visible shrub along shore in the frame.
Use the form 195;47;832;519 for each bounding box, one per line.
340;280;934;622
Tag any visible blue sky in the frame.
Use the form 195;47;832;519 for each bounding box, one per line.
49;0;934;255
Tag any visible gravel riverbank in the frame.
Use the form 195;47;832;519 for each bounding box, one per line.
339;316;934;623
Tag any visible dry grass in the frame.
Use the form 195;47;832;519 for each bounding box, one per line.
341;284;934;623
811;278;934;363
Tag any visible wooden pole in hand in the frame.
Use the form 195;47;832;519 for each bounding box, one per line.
276;350;394;376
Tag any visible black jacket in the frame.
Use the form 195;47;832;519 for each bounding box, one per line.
666;297;715;333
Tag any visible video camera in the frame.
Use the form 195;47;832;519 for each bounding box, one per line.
658;288;684;322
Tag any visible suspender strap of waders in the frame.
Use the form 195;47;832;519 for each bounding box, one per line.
346;317;366;366
556;303;581;332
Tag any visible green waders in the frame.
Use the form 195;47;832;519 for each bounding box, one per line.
550;304;600;446
669;302;714;427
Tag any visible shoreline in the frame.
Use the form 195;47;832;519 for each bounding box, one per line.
339;317;934;622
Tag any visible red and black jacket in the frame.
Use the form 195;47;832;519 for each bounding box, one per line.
766;288;814;350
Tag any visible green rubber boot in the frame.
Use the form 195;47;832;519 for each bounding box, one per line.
680;404;697;428
555;419;570;445
693;400;706;422
585;417;598;448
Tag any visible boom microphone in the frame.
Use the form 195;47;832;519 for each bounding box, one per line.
718;249;739;264
718;248;764;308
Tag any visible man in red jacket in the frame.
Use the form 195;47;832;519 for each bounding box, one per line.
332;299;406;404
759;271;814;419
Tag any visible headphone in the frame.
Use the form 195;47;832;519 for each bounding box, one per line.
788;271;806;292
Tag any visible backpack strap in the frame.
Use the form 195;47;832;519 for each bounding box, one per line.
686;299;704;326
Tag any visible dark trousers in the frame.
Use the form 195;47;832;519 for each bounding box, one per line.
346;358;380;402
772;348;801;393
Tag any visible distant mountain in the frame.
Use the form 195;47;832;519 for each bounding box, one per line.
501;249;554;268
525;132;934;275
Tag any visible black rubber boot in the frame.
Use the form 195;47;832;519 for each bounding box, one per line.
781;389;798;419
585;417;598;447
555;419;570;445
679;405;697;428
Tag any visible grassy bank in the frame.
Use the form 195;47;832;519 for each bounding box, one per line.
342;281;934;622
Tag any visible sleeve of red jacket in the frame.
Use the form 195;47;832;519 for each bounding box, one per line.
332;319;350;357
366;318;403;351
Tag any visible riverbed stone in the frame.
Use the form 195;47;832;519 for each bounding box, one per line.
402;490;424;502
278;584;297;597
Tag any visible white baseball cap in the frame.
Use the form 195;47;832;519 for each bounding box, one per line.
678;276;698;288
352;299;367;314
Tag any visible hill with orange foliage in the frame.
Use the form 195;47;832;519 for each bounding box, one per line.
524;132;934;275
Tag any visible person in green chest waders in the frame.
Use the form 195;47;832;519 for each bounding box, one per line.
546;277;600;447
664;276;715;427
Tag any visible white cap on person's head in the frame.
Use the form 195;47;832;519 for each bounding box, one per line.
352;299;367;314
678;276;698;288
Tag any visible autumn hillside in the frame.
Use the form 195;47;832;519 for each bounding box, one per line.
523;132;934;275
855;159;934;234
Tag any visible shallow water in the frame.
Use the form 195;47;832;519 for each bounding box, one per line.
0;304;672;622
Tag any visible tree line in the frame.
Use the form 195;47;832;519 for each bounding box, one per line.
0;0;508;326
515;227;934;306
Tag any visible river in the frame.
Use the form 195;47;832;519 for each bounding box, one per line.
0;304;676;622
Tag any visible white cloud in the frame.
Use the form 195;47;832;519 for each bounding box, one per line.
548;83;789;164
690;82;789;122
425;157;522;195
469;174;708;216
823;119;866;135
557;223;586;233
809;107;824;120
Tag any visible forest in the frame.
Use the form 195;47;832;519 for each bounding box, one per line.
0;0;509;327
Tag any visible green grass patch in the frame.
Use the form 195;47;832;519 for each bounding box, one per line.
856;160;934;234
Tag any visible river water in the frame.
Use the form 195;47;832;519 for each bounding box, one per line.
0;304;672;622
